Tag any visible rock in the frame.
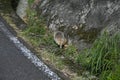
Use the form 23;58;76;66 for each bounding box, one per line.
16;0;28;20
34;0;120;50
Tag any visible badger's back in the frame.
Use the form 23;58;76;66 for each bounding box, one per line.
54;31;67;48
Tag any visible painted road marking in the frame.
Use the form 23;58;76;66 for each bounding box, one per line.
0;21;61;80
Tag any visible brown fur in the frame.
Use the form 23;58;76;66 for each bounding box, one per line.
54;31;67;48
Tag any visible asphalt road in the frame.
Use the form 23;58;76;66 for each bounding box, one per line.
0;20;51;80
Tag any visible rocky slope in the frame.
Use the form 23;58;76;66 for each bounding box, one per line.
34;0;120;50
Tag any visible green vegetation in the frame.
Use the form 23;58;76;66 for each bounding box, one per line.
1;0;119;79
22;0;120;79
75;31;120;80
85;31;120;80
90;32;120;72
89;31;120;78
23;1;57;48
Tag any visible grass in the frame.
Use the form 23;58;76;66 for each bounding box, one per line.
90;31;120;72
86;31;120;79
22;2;57;47
1;0;119;79
99;64;120;80
22;0;120;79
22;2;86;79
72;31;120;79
25;8;120;80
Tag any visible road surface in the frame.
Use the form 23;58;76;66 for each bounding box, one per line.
0;16;60;80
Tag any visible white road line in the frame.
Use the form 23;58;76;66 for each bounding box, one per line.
0;21;61;80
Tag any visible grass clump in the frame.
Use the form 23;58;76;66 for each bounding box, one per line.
75;50;90;68
64;45;78;59
22;0;120;79
100;64;120;80
22;1;57;48
87;31;120;79
74;31;120;79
